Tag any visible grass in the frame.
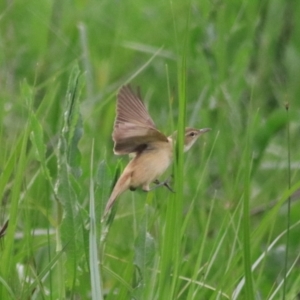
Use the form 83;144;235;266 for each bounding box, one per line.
1;0;300;299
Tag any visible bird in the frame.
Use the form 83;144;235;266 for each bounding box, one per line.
104;85;210;215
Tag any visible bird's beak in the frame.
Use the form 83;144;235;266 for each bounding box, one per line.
198;128;211;134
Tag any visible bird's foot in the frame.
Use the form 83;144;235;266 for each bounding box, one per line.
153;177;175;193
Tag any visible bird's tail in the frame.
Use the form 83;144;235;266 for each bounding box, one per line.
103;171;131;216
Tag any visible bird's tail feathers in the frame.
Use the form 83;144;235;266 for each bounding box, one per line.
103;171;131;216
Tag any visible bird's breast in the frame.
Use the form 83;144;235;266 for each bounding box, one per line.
129;141;172;187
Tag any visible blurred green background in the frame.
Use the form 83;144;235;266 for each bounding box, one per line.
1;0;300;299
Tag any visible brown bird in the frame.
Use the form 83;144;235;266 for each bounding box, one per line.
104;85;210;215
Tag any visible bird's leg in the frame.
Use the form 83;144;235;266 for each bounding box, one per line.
162;175;175;193
153;177;175;193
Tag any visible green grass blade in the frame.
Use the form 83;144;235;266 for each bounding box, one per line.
282;103;291;300
54;64;84;297
0;82;31;295
89;139;103;300
242;114;255;299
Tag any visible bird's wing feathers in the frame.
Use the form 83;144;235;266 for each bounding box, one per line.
116;85;156;128
113;85;168;155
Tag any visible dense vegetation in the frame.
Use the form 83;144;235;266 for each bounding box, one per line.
1;0;300;299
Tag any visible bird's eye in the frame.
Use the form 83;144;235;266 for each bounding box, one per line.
190;132;195;137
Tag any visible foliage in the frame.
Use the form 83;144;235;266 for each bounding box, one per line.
0;0;300;299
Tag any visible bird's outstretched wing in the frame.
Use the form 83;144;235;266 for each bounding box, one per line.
113;85;168;155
